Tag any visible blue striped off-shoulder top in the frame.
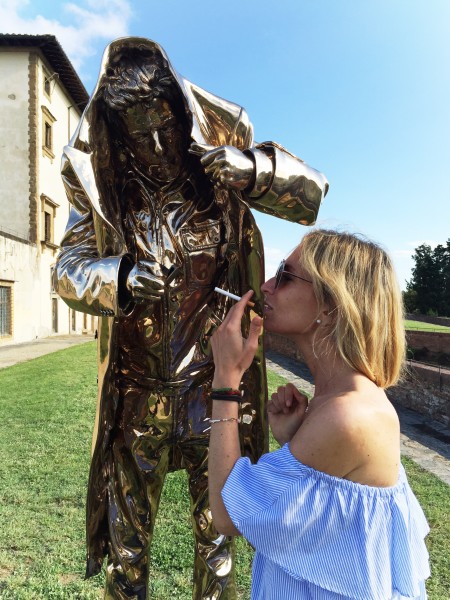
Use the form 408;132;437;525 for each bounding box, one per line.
222;443;430;600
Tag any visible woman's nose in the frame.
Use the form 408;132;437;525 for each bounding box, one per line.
261;276;276;294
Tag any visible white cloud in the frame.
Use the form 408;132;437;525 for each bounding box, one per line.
0;0;132;76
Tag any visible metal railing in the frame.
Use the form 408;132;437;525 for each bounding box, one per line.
406;359;450;391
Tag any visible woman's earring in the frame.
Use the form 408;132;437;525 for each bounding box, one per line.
316;319;321;324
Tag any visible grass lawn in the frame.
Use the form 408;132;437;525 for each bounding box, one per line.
0;343;448;598
405;319;450;332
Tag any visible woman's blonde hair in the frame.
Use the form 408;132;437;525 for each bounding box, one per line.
299;229;405;388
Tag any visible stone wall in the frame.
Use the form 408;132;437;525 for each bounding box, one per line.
267;331;450;359
265;332;301;361
265;332;450;427
387;363;450;427
407;330;450;355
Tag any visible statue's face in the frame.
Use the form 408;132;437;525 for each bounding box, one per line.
119;98;187;182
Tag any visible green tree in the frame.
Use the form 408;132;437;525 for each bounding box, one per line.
406;244;437;315
434;240;450;316
402;288;418;314
405;240;450;316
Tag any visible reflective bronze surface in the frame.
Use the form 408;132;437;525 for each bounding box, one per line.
54;37;328;599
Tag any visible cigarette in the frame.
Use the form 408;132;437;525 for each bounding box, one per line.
214;287;255;308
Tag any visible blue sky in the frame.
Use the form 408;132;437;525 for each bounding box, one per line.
3;0;449;288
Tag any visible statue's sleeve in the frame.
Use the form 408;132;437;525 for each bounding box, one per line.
53;151;131;317
244;142;329;226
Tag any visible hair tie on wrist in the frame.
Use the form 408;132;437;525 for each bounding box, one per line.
210;393;242;403
210;388;243;403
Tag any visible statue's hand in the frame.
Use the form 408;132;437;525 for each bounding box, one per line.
126;260;166;302
190;143;254;190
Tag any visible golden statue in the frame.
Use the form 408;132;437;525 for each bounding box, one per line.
54;37;328;599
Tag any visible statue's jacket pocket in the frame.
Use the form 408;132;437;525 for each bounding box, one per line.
180;220;223;288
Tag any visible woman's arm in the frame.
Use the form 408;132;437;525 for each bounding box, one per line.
208;401;241;536
208;291;263;536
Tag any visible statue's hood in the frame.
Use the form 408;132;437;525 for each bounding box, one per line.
64;37;253;238
72;37;252;149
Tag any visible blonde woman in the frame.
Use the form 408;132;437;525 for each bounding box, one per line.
208;230;430;599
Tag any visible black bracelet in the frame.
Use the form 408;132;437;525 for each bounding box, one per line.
210;393;242;403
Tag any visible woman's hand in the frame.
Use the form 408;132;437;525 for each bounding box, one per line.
211;290;263;389
268;383;309;446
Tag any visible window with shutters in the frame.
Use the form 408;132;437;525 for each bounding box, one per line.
0;283;13;338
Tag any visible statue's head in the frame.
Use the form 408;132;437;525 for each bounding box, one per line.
101;43;190;183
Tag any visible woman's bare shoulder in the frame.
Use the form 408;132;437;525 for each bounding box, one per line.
289;389;400;485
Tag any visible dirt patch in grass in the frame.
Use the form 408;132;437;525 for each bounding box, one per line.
0;566;13;579
58;573;80;585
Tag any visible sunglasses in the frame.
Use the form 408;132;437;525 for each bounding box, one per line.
274;259;313;289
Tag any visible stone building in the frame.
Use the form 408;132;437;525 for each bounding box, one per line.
0;34;93;345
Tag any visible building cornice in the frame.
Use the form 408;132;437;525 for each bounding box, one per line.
0;34;89;112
